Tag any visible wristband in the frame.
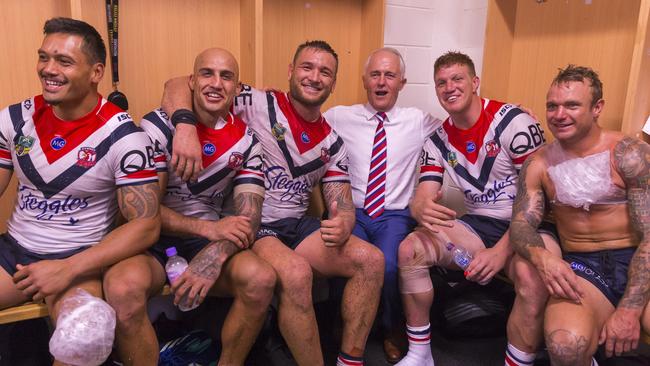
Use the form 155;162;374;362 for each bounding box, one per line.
171;109;198;127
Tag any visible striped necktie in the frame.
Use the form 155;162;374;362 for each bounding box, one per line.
364;112;387;219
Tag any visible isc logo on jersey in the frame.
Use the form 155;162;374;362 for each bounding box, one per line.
51;136;66;150
203;143;216;156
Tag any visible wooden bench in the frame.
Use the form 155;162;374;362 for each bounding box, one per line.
0;285;171;325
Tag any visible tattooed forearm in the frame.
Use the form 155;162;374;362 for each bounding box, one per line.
188;240;238;280
510;157;547;260
614;137;650;310
118;182;160;220
322;182;355;213
234;191;264;233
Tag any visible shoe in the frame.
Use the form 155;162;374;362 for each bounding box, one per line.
383;338;403;364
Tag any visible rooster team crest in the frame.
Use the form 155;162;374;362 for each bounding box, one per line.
447;151;458;167
76;147;97;168
228;152;244;169
15;136;35;156
271;122;286;141
320;147;330;163
485;139;501;157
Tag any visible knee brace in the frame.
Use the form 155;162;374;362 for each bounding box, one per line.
398;232;439;294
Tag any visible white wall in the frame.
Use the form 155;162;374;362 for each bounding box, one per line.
384;0;488;120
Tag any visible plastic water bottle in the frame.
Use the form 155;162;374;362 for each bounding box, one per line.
445;242;472;269
445;242;491;285
164;247;200;311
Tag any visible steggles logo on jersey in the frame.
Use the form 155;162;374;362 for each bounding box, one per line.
320;147;330;163
203;142;216;156
447;151;458;167
228;152;244;169
15;136;35;156
271;122;286;141
466;141;476;153
301;132;310;143
76;147;97;168
18;186;90;221
485;139;500;157
265;165;311;203
23;99;33;110
50;136;66;150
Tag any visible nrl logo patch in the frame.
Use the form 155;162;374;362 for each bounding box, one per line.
447;151;458;167
271;122;286;141
76;147;97;168
15;136;35;156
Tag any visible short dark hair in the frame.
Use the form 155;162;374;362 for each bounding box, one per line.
44;17;106;65
552;65;603;106
292;40;338;75
434;51;476;77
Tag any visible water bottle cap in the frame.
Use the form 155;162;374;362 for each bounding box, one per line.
445;242;455;251
165;247;177;257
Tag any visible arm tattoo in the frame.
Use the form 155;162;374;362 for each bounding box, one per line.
510;156;547;260
234;191;264;233
187;192;264;281
322;182;355;214
614;137;650;309
117;182;160;221
188;239;238;280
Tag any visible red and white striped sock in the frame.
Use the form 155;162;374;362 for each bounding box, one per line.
336;351;363;366
504;343;535;366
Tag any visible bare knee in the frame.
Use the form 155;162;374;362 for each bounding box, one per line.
545;328;595;366
276;257;313;311
104;279;148;328
512;259;548;314
234;261;277;308
353;243;384;280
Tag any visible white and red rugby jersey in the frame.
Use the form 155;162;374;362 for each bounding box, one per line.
233;85;349;223
141;109;264;220
419;99;545;220
0;95;157;254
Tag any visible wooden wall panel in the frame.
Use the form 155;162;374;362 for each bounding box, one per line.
483;0;642;136
262;0;366;110
622;0;650;136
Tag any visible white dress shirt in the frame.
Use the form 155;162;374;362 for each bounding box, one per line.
324;103;442;210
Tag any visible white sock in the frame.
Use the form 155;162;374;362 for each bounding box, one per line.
396;323;434;366
504;342;535;366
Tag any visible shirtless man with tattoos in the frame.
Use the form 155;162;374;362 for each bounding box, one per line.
510;65;650;366
0;18;161;365
163;40;384;366
134;48;277;365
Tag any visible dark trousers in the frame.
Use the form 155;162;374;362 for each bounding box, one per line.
353;208;416;333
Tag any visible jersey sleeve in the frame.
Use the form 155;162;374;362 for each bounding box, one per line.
0;107;13;170
418;138;444;183
502;109;546;170
322;135;350;184
232;84;267;132
140;108;173;173
109;113;158;186
233;130;265;191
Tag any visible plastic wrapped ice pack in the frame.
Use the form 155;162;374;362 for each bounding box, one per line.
49;288;116;366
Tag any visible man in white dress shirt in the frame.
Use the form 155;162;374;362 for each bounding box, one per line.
324;47;441;363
